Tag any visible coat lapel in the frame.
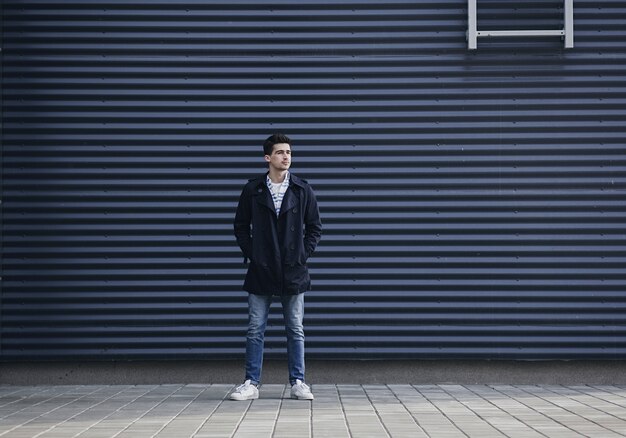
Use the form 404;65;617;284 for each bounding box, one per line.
253;184;276;214
278;184;299;217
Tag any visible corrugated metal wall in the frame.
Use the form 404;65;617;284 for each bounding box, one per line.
1;0;625;360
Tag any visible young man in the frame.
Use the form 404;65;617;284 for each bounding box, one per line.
231;133;322;401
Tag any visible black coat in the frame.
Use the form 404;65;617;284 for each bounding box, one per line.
234;173;322;296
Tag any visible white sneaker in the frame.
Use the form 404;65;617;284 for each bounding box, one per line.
291;380;314;400
229;380;259;401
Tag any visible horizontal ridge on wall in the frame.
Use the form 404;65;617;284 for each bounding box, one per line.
1;0;626;360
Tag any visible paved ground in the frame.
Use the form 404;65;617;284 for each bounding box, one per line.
1;384;626;438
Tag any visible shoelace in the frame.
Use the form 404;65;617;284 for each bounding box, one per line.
295;381;310;391
235;381;252;392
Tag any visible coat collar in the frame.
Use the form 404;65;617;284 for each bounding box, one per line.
250;172;304;216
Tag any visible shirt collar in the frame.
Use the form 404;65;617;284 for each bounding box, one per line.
266;171;290;188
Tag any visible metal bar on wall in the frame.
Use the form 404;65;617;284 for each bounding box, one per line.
467;0;477;50
477;30;565;37
564;0;575;48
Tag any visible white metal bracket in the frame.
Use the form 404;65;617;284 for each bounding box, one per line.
467;0;574;50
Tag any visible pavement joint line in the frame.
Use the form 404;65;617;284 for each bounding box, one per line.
359;385;395;438
144;384;209;438
489;385;601;438
586;385;626;409
463;384;553;438
438;384;525;438
31;385;131;438
387;384;432;438
0;386;75;419
269;387;285;438
344;385;389;435
0;385;105;437
412;385;471;438
532;385;626;437
0;387;35;408
308;385;313;438
517;384;626;437
108;384;185;438
312;384;350;438
72;385;157;438
335;385;357;438
474;385;537;436
385;384;430;438
559;385;626;417
189;384;231;438
226;387;254;438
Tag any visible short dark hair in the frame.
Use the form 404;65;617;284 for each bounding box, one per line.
263;133;291;156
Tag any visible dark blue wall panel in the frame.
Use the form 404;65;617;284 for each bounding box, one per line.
1;0;626;360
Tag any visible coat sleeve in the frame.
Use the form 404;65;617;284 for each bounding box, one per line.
234;185;253;262
303;184;322;259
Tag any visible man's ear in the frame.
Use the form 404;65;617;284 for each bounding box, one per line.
264;155;271;163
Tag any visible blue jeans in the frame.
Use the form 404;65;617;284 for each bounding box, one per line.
245;293;305;386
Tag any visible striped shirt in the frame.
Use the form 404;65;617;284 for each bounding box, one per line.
266;172;290;216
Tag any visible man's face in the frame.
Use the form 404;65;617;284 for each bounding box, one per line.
264;143;291;171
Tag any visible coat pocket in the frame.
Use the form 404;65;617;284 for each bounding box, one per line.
282;262;310;293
